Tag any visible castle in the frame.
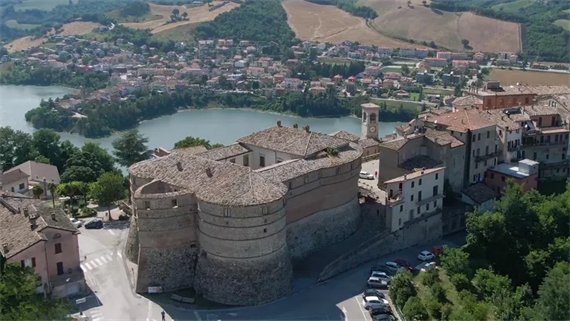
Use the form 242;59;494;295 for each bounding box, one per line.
125;104;383;305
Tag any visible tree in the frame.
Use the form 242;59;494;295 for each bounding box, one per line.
90;172;126;217
32;129;63;171
403;296;428;320
389;270;417;308
0;263;72;320
0;127;34;171
534;262;570;320
441;247;472;278
112;130;152;167
172;8;179;16
173;136;223;150
461;39;470;47
182;11;188;20
81;142;115;172
34;155;51;164
32;185;44;199
473;268;513;300
450;273;471;292
401;64;410;76
48;182;58;207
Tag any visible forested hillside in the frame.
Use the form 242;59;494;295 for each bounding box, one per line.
430;0;570;62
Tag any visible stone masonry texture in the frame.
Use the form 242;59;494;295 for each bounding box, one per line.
136;246;198;293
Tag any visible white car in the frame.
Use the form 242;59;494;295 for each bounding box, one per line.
359;171;374;180
367;277;388;288
418;250;435;261
385;261;400;270
69;218;83;228
363;296;389;310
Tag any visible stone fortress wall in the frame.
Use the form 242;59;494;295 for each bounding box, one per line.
126;156;363;305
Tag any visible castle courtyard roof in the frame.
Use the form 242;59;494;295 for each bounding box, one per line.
237;126;349;157
197;143;250;161
330;130;360;142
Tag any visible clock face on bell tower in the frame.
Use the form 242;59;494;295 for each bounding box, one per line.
369;126;376;133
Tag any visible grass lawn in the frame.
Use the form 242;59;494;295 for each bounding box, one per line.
151;23;199;43
410;93;421;102
491;0;534;13
5;20;40;30
13;0;75;11
381;66;402;73
413;269;463;316
319;57;352;65
553;19;570;31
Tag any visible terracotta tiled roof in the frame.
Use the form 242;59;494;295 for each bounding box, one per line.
6;161;60;183
0;169;29;186
385;167;445;183
331;130;360;142
0;193;78;259
197;144;250;161
423;128;464;148
462;183;497;205
379;134;423;151
358;138;380;148
428;109;494;132
452;95;483;108
237;126;349;157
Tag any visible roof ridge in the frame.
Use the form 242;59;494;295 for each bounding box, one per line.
303;132;313;156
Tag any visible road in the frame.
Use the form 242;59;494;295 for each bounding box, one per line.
72;215;461;321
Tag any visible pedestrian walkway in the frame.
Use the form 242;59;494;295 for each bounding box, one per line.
89;307;104;321
80;251;121;272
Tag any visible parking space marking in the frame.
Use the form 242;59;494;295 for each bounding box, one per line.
108;230;116;235
193;311;202;321
117;252;122;258
355;296;369;321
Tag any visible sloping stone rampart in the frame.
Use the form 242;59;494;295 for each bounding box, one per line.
136;246;198;293
125;216;139;263
193;246;293;306
287;196;361;260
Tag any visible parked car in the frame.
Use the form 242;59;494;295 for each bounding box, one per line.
385;261;400;270
85;219;103;229
372;313;395;321
369;306;392;317
367;277;388;288
418;250;435;261
362;288;385;299
363;296;389;310
69;217;83;228
394;259;413;270
371;265;396;276
370;271;391;283
359;171;374;180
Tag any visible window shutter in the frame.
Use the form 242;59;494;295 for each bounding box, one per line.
32;257;36;268
21;260;25;267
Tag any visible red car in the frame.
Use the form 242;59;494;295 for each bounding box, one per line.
394;259;413;270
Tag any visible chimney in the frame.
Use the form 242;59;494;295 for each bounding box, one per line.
23;207;29;217
293;123;298;129
404;174;407;180
304;125;311;133
277;120;282;127
17;207;21;214
51;213;56;221
176;162;183;171
205;167;213;178
1;243;8;253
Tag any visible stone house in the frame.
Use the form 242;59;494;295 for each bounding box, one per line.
461;183;497;213
0;170;29;194
0;193;84;297
4;161;61;199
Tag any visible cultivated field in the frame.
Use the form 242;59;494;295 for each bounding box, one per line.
554;19;570;31
489;69;570;86
152;22;200;42
4;21;101;53
491;0;534;13
12;0;76;11
361;0;521;52
282;0;423;48
5;19;40;30
122;1;239;34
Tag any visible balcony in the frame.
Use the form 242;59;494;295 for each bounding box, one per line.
417;193;445;206
386;192;404;206
523;139;568;147
475;150;502;162
507;144;522;152
540;159;570;169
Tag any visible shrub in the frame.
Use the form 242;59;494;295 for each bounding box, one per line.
425;297;442;319
389;270;417;308
422;267;439;287
78;207;97;218
403;296;428;320
440;303;453;321
431;282;448;303
118;214;130;221
451;273;471;292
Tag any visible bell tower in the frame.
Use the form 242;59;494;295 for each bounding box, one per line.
361;103;380;139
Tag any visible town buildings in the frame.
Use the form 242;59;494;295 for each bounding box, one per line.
0;192;84;297
3;161;61;199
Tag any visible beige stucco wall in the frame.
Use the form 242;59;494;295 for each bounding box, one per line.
7;241;48;294
467;126;499;184
2;177;29;194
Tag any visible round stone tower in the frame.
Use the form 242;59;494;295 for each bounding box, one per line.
194;197;293;306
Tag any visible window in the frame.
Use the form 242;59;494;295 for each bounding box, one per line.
172;199;178;207
411;181;415;188
10;187;14;192
411;195;414;202
533;152;537;160
144;201;150;209
485;146;489;155
19;183;25;190
400;205;403;212
487;131;490;138
546;154;549;160
433;185;439;196
490;172;494;179
435;173;439;180
417;207;420;215
419;179;422;186
259;155;265;167
472;135;476;142
56;262;64;276
501;176;505;182
243;155;249;167
477;133;481;141
418;191;422;201
426;203;430;211
223;208;230;217
525;97;529;104
229;158;236;163
433;200;437;208
55;243;62;254
398;218;402;226
538;118;542;126
499;129;502;136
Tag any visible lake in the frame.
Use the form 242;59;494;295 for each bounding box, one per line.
0;85;405;151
